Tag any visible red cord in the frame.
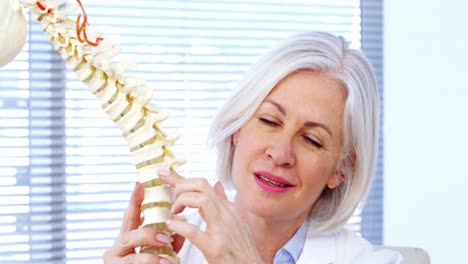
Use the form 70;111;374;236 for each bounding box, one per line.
36;1;52;14
75;0;103;46
36;1;103;46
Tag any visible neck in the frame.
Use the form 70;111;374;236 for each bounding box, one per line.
234;198;308;264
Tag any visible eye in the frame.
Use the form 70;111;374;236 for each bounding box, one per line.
302;135;323;149
258;117;279;127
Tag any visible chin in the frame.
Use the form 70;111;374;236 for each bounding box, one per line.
240;194;286;218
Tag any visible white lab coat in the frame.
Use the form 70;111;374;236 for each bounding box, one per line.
178;212;403;264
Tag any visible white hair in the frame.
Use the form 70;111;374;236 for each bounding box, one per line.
208;32;379;233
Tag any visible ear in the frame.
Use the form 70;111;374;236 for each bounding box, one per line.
327;170;346;189
232;130;240;145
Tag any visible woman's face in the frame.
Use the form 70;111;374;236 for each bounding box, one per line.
232;70;346;223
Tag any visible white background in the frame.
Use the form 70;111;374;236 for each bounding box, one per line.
384;0;468;262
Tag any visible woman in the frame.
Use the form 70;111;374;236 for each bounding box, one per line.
104;32;402;264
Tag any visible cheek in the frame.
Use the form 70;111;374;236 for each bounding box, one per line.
231;132;261;185
231;142;248;186
298;160;336;191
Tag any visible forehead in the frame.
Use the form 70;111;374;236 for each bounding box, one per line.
265;71;346;114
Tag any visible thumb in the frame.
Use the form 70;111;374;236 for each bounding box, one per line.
213;181;228;200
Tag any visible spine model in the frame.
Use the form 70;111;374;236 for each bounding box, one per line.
0;0;28;67
22;0;184;262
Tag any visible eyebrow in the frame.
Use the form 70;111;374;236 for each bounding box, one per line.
264;99;286;115
264;99;333;137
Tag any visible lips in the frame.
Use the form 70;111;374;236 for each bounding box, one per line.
253;171;294;193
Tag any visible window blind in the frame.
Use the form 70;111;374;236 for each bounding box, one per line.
0;0;381;262
360;0;384;245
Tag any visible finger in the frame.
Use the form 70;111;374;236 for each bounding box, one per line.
166;219;205;251
121;182;145;234
111;228;171;257
213;181;228;200
171;191;217;217
171;178;213;200
158;169;185;188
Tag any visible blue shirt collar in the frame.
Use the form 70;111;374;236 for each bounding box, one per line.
273;218;310;263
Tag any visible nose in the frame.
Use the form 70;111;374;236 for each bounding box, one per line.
265;134;296;167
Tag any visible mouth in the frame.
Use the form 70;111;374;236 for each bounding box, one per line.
254;171;294;193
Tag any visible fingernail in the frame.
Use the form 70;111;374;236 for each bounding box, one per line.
156;233;170;244
158;169;170;177
159;258;171;264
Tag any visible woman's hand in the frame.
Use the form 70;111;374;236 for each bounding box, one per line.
159;170;263;264
103;182;184;264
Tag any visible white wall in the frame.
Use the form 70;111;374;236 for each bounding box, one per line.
384;0;468;263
